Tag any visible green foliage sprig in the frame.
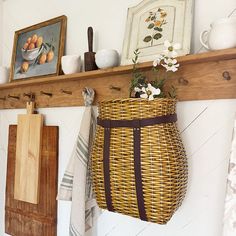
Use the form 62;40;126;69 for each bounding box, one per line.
130;45;178;100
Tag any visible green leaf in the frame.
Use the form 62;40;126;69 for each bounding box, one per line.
148;23;155;29
153;33;162;40
154;27;163;32
138;78;145;84
143;36;152;42
152;67;158;72
151;78;165;90
168;85;177;98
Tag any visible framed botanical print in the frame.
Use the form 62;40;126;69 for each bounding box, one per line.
121;0;194;65
9;15;67;81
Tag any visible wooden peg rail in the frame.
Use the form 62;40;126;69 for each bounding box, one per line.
1;48;236;109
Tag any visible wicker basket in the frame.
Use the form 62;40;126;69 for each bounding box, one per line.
91;98;188;224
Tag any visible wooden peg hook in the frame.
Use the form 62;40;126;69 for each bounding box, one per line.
40;91;53;97
24;92;35;101
60;89;72;95
8;94;20;100
109;85;121;91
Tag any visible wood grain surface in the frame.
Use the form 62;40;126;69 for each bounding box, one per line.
14;103;44;204
5;125;58;236
0;48;236;109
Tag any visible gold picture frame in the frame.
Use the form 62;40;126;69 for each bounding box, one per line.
9;15;67;82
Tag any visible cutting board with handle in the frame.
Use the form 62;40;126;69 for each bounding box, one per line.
5;125;59;236
14;101;43;204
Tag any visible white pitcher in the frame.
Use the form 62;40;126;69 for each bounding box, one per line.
200;17;236;50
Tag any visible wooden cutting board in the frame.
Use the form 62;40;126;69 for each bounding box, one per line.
5;125;58;236
14;102;43;204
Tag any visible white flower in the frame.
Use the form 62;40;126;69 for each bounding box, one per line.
162;58;179;72
153;54;164;67
134;87;142;92
140;83;161;100
163;40;181;58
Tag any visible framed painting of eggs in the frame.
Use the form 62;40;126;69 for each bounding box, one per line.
9;15;67;81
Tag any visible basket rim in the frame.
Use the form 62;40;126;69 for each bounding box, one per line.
98;97;177;105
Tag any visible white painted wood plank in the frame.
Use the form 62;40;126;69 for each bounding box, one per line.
179;100;236;157
101;212;149;236
177;100;214;133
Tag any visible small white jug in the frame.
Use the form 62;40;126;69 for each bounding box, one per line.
0;66;9;84
200;17;236;50
61;55;82;75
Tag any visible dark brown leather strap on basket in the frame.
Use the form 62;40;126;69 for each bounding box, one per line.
133;126;147;221
99;114;177;221
103;127;114;212
97;114;177;128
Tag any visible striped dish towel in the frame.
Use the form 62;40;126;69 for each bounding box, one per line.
58;88;101;236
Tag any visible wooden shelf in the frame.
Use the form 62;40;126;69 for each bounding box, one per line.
1;48;236;109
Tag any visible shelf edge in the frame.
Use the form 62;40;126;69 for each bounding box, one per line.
0;48;236;90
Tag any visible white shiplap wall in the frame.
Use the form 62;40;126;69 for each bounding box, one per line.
0;0;3;66
0;100;234;236
1;0;236;235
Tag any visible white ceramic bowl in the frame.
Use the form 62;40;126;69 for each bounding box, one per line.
61;55;82;74
95;49;120;69
21;47;42;61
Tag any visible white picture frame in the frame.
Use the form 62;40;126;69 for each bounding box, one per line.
121;0;194;65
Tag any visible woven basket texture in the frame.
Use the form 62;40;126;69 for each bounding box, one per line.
91;98;188;224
